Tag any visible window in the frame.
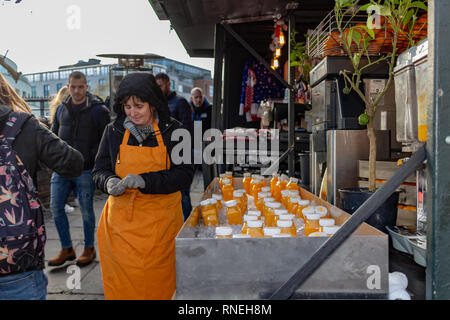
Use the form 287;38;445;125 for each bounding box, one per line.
56;83;63;91
99;79;106;87
31;86;36;98
170;80;175;90
43;85;49;97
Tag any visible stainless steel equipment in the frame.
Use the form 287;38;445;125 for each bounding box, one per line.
326;130;391;206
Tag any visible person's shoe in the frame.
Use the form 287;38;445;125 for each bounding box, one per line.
64;204;74;213
48;247;76;266
76;247;96;267
73;198;80;207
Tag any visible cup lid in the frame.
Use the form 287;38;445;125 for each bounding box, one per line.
274;209;289;215
289;197;299;203
215;226;233;236
208;198;217;204
261;187;271;192
247;210;261;216
272;233;292;238
298;200;310;205
281;189;291;196
277;219;293;227
302;206;316;215
315;206;328;216
289;190;300;196
279;214;295;220
232;234;251;238
247;220;263;228
235;189;246;194
258;192;270;198
212;193;223;200
263;227;281;236
319;218;335;227
263;197;276;203
305;213;321;220
266;201;282;208
289;177;299;183
222;179;231;184
243;215;258;222
324;226;340;235
224;199;237;207
200;199;210;206
233;191;244;197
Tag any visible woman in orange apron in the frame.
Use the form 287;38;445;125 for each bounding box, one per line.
92;73;194;299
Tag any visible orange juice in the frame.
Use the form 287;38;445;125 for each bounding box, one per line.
304;213;321;236
287;197;300;214
208;198;219;215
270;173;279;194
265;201;282;227
224;200;242;225
186;206;200;226
219;173;226;190
273;210;289;226
233;191;244;214
319;218;335;233
215;226;233;238
274;175;288;201
243;172;251;193
200;199;218;226
222;179;234;201
296;200;310;219
286;177;299;191
263;227;281;237
241;215;258;234
235;189;248;212
315;206;329;218
225;171;234;185
256;192;270;212
280;189;291;208
246;220;264;238
251;179;263;199
301;206;315;221
212;194;223;210
277;219;297;237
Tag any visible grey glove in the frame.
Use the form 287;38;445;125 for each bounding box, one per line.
118;174;146;190
106;177;126;196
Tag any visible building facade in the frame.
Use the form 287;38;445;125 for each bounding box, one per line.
0;56;32;99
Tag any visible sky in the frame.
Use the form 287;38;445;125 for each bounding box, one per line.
0;0;214;75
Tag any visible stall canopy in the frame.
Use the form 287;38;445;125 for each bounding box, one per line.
148;0;336;57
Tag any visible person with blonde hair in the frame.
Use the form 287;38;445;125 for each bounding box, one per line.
49;86;70;124
0;73;83;300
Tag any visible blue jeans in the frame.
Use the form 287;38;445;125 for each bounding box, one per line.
180;187;192;221
0;270;48;300
50;170;96;248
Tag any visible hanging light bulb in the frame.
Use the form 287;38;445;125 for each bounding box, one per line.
279;31;285;46
275;48;281;58
273;58;279;69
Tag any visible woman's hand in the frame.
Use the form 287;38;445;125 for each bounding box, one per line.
118;174;146;189
106;177;126;196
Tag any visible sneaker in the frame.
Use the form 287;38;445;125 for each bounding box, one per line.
65;204;74;213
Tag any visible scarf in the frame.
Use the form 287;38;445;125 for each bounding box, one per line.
123;114;159;145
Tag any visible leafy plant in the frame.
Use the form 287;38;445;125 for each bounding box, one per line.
289;30;312;84
334;0;427;192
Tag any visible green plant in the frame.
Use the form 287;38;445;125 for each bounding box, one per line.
289;30;312;84
334;0;427;192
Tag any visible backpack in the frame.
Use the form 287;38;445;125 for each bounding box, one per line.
0;112;46;275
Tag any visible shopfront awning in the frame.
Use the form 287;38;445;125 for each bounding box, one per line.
148;0;335;57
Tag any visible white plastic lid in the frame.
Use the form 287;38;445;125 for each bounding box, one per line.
281;189;291;196
224;199;238;207
319;218;335;227
244;172;251;177
263;197;276;203
208;198;217;204
298;200;310;206
274;209;288;215
289;177;299;184
235;189;246;194
200;199;211;206
261;187;271;192
247;210;261;216
302;206;316;215
305;213;321;220
258;191;270;198
289;190;300;196
266;201;282;209
308;232;327;237
277;220;293;227
222;179;231;184
253;179;262;184
247;220;263;228
215;226;233;236
212;193;223;200
289;197;299;203
243;215;258;222
233;191;244;197
232;233;251;238
263;227;281;236
272;234;292;238
324;226;340;235
315;206;328;216
279;214;295;220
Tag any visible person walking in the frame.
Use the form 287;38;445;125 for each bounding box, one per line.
155;72;193;221
0;73;83;300
49;71;110;268
93;72;194;300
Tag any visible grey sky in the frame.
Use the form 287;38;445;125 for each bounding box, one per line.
0;0;214;75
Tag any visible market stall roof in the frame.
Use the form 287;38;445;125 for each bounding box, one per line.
148;0;336;57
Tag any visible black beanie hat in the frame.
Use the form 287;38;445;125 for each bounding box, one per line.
112;72;170;122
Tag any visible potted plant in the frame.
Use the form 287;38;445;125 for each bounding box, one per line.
334;0;427;231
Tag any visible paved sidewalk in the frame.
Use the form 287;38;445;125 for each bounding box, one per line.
42;170;205;300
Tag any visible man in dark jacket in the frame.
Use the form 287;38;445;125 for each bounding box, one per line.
190;87;212;135
155;73;194;221
49;71;110;267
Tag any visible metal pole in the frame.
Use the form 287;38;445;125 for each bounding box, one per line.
426;0;450;300
269;145;427;299
288;14;296;177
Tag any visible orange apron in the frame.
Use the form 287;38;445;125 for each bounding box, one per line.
97;121;183;300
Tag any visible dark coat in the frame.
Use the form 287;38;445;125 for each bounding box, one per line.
92;73;194;195
190;98;212;135
0;104;84;189
167;91;193;134
51;92;110;170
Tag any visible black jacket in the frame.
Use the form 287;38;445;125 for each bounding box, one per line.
93;115;195;195
0;104;84;189
190;99;212;135
93;73;194;195
51;92;110;170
